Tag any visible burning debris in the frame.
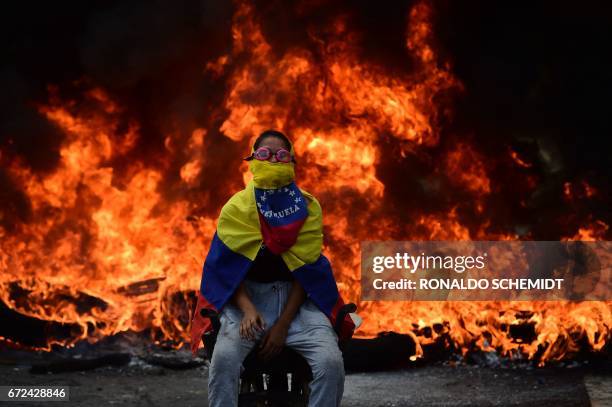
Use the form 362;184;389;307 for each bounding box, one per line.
0;0;610;368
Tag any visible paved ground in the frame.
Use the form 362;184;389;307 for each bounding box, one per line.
1;361;609;406
584;374;612;407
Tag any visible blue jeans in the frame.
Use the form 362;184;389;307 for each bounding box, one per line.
208;280;345;407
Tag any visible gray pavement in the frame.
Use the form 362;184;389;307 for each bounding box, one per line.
1;361;609;406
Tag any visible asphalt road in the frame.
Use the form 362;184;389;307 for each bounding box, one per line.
1;361;609;406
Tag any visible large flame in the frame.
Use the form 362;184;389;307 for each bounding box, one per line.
0;0;609;364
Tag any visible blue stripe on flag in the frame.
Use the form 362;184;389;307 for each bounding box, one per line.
200;232;252;310
254;182;308;228
292;254;339;315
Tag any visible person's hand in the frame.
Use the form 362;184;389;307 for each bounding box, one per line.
259;321;289;360
240;309;265;340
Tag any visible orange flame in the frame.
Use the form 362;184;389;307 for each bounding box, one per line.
0;0;609;364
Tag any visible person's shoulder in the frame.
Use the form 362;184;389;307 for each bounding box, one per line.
220;184;253;215
299;188;323;219
299;188;320;206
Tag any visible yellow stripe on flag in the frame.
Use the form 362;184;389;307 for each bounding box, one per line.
216;181;324;270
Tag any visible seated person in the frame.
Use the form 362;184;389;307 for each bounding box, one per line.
190;130;356;407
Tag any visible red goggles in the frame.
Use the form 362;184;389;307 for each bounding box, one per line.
245;147;293;163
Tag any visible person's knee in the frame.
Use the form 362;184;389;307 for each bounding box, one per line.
312;349;344;379
210;345;242;377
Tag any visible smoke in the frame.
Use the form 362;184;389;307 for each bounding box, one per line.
1;1;232;162
1;0;610;237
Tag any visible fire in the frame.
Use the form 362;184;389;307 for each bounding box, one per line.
0;0;609;365
1;87;215;349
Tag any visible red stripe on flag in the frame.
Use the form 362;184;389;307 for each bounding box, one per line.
258;212;306;254
190;292;216;355
329;296;356;342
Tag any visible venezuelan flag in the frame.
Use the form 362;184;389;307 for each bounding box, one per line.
190;181;354;354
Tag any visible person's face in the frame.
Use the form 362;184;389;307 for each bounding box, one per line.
257;137;289;163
